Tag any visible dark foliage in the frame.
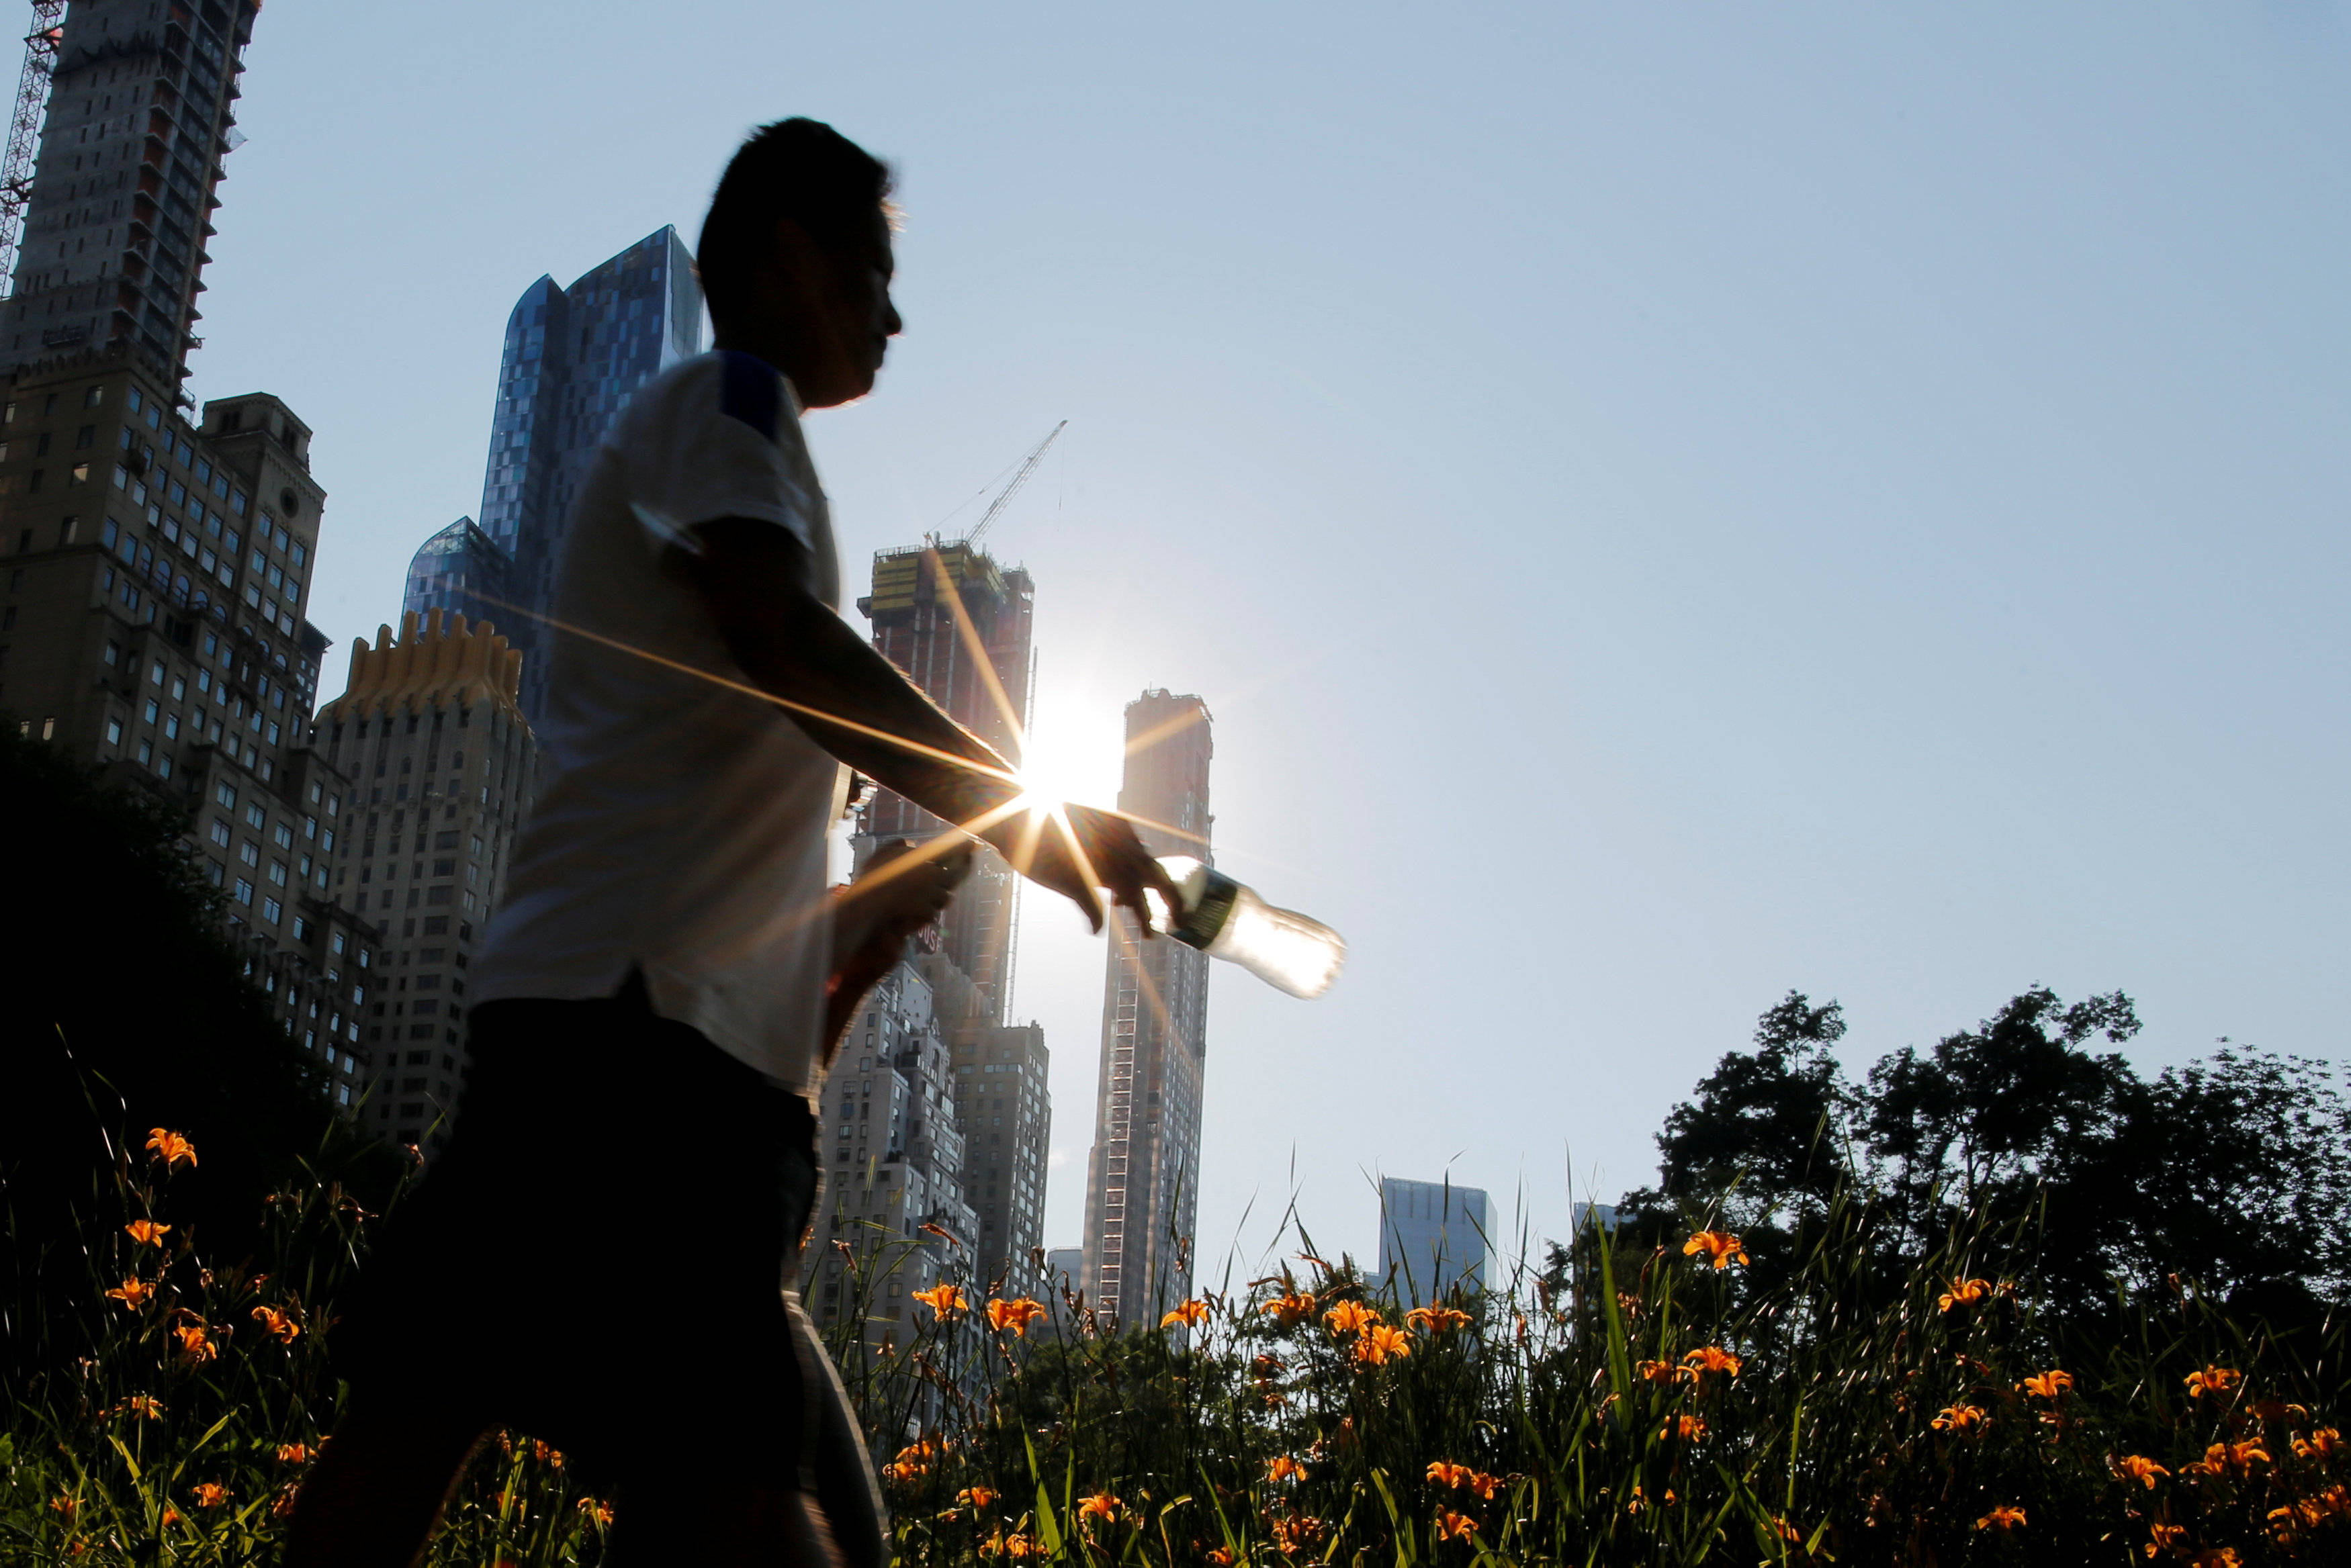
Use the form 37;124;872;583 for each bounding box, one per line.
1615;986;2351;1339
0;725;397;1381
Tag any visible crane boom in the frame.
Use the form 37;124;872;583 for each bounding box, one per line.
963;420;1066;551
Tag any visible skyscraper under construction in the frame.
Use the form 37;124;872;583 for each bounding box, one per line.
0;0;258;390
852;541;1050;1288
1081;689;1214;1328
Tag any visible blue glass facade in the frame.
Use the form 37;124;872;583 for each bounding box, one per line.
468;226;702;718
1377;1177;1491;1298
401;515;514;634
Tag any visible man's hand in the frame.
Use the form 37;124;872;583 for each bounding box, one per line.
823;839;973;1060
677;519;1179;939
987;803;1179;937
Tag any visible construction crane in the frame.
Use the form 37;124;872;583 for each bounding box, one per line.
960;420;1066;553
0;1;64;300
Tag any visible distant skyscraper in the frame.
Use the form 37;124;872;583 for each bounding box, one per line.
923;951;1052;1287
401;516;511;634
316;608;535;1152
856;543;1035;1019
1081;690;1214;1329
468;226;700;719
0;0;259;390
1378;1178;1491;1299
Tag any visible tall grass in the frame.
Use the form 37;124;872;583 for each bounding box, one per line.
5;1129;2342;1565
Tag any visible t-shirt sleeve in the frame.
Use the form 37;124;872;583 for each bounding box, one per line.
627;352;820;562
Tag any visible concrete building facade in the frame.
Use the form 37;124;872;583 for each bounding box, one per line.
0;361;373;1103
1081;690;1214;1330
926;948;1053;1290
1;0;259;390
803;959;977;1430
314;608;534;1152
465;226;700;721
1377;1177;1491;1299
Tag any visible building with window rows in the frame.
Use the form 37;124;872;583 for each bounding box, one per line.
314;608;535;1152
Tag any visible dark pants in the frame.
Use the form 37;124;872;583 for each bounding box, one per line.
335;976;821;1485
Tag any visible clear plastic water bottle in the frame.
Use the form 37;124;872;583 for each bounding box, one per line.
1154;857;1345;999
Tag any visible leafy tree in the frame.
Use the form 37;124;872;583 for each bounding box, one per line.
1609;986;2350;1336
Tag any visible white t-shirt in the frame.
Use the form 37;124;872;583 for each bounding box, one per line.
472;350;845;1097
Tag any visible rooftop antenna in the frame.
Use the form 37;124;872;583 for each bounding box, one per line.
960;420;1065;553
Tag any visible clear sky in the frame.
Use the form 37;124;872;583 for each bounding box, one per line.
183;3;2349;1275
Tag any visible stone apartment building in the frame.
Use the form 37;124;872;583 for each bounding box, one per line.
313;608;534;1152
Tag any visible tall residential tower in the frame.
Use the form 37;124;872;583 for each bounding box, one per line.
1;0;258;390
1081;690;1213;1329
431;226;700;719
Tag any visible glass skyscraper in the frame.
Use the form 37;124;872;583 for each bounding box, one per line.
401;516;512;635
425;226;702;719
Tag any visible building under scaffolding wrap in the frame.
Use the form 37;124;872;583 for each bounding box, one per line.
1081;689;1214;1330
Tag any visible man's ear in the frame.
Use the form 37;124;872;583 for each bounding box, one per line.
762;214;826;285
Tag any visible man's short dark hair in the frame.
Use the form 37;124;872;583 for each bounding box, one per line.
698;118;893;325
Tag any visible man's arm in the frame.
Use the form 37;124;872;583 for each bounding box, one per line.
674;518;1173;933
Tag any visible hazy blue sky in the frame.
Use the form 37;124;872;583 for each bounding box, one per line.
186;4;2349;1272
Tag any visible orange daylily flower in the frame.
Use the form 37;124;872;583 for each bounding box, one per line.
1266;1455;1308;1483
2188;1551;2242;1568
1931;1404;1987;1434
2149;1522;2188;1553
1636;1358;1682;1385
105;1277;153;1310
2115;1455;2168;1488
957;1486;999;1510
2185;1365;2240;1399
533;1440;564;1469
987;1297;1047;1336
1077;1493;1120;1521
173;1322;218;1362
1354;1324;1413;1366
1662;1414;1707;1441
1161;1297;1211;1329
1433;1510;1478;1540
910;1283;967;1319
1323;1299;1378;1335
2019;1369;2074;1399
277;1443;312;1464
48;1496;75;1515
1464;1472;1502;1501
124;1395;163;1420
192;1483;229;1508
1681;1345;1742;1379
1261;1289;1317;1328
146;1127;198;1168
1682;1230;1747;1269
1937;1278;1990;1311
1207;1549;1236;1567
1406;1304;1472;1334
125;1219;172;1246
1426;1461;1471;1489
2293;1428;2341;1460
1975;1506;2026;1532
252;1305;300;1343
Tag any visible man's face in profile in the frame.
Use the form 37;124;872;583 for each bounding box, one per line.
787;206;901;408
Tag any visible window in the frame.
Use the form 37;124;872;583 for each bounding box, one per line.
238;841;258;867
245;803;265;829
105;716;121;744
209;819;230;847
215;782;235;809
232;878;253;906
261;897;281;923
268;860;287;887
144;698;157;723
